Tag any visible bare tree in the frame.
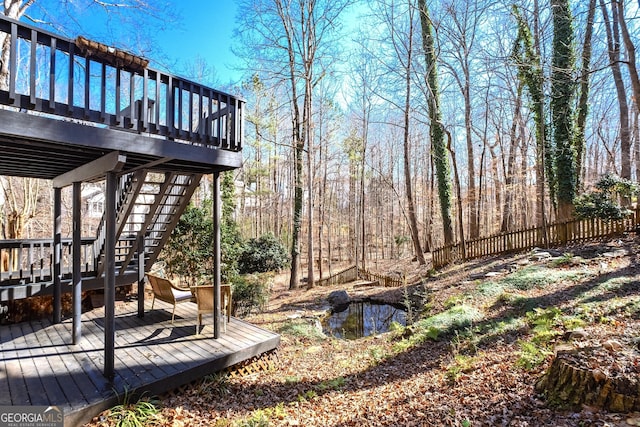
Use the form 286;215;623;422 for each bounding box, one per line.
438;0;493;240
575;0;597;189
615;0;640;115
1;1;34;90
600;0;632;187
236;0;351;289
0;177;43;270
2;0;175;90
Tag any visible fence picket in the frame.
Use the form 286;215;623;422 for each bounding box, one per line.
432;209;640;269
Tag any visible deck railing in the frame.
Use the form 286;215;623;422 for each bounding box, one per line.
0;15;243;151
432;209;640;269
0;238;95;285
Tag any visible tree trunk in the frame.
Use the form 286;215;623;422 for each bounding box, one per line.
445;128;466;260
551;0;577;222
512;4;550;228
575;0;597;190
536;346;640;412
463;65;478;239
305;82;315;288
418;0;454;245
615;0;640;115
600;0;632;188
489;138;501;234
289;143;303;290
401;10;425;266
634;106;640;182
501;85;522;233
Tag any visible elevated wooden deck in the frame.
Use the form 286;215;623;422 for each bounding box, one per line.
0;299;280;427
0;14;244;180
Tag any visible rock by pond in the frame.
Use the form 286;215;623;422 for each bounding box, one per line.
327;290;351;310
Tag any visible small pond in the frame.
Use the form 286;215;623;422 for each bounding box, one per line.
322;301;406;339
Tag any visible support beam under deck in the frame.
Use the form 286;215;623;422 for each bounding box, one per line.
53;151;126;188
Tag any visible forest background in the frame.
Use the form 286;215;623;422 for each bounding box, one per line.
1;0;640;289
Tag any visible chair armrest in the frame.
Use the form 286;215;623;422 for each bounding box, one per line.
168;281;190;292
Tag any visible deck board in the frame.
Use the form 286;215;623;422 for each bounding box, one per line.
30;319;85;413
0;299;280;427
20;321;60;406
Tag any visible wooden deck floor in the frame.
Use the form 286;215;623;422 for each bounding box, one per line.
0;299;280;426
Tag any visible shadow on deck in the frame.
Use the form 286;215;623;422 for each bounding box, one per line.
0;299;280;426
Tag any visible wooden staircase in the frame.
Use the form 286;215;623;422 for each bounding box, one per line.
93;171;202;277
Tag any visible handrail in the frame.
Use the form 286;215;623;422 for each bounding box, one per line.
93;172;136;272
0;237;96;285
0;14;243;151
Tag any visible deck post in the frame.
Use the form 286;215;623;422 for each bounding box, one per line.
137;233;145;318
53;187;62;324
72;181;82;344
213;171;221;339
104;171;117;379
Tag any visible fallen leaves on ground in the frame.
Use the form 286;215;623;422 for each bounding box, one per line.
87;238;640;427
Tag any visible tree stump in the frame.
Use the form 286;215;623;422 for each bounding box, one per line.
535;344;640;412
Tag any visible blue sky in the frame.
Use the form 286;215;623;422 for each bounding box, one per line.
159;1;240;83
25;0;241;84
23;0;364;87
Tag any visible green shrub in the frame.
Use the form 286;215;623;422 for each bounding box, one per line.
476;281;505;297
238;233;289;274
548;253;575;267
162;204;243;286
162;204;215;287
162;172;244;286
232;273;273;317
445;355;477;384
574;192;630;220
500;266;582;291
574;173;638;220
316;377;346;391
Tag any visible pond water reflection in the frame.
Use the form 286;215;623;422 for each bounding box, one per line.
322;301;406;339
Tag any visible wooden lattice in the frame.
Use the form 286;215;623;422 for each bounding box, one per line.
161;350;280;398
225;349;279;378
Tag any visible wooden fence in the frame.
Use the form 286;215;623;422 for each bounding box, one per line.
432;209;640;269
315;265;405;288
358;269;405;287
315;265;359;287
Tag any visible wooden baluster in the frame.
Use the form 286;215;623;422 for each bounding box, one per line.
9;23;17;104
167;75;174;136
49;38;56;111
115;68;122;125
67;42;75;115
29;29;37;107
142;68;149;131
100;62;107;122
84;57;90;118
